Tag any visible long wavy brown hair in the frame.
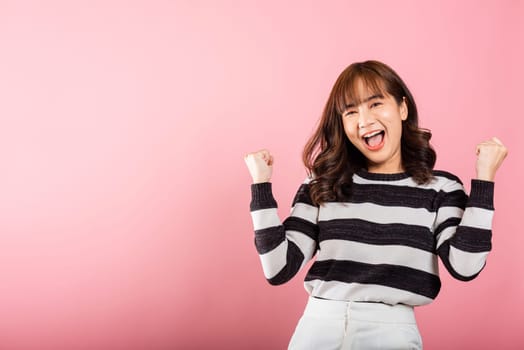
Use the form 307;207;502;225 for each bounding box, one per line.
303;60;436;206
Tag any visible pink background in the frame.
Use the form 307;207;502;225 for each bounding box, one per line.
0;1;522;349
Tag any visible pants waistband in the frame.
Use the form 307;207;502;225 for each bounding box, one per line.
303;296;417;324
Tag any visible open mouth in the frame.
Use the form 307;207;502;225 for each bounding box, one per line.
362;130;385;150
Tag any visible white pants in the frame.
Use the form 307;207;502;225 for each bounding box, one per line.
288;296;423;350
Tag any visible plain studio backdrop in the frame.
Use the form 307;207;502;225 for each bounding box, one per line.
0;1;522;349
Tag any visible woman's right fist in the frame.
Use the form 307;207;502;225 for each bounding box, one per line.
243;149;274;184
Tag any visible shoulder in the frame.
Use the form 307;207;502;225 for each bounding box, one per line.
432;170;463;184
431;170;465;192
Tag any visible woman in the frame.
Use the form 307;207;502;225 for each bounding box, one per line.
243;60;507;349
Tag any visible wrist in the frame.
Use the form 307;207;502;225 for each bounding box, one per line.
250;182;277;210
470;179;495;209
253;178;271;184
476;170;495;182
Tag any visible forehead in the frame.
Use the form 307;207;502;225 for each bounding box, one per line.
335;76;388;114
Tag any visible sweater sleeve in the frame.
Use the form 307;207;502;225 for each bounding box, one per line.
434;178;494;281
249;176;319;285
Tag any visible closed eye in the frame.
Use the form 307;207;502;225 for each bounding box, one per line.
343;110;357;117
370;102;382;108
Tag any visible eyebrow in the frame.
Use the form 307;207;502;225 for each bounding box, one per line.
345;94;384;109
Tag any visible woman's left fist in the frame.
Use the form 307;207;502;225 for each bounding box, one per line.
475;137;508;181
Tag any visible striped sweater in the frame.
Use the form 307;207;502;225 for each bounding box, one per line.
249;169;494;306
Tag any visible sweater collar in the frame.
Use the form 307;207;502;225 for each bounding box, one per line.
355;168;410;181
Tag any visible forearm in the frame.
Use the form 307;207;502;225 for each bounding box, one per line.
436;180;494;280
249;181;319;285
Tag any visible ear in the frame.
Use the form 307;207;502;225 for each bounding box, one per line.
400;97;408;121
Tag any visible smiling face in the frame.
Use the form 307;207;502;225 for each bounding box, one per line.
341;79;408;173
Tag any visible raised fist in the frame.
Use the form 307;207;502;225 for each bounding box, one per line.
243;149;274;184
475;137;508;181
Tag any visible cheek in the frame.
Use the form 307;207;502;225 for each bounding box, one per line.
382;113;404;136
388;119;404;135
342;120;359;143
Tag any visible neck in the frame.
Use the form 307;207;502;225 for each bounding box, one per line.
367;159;404;174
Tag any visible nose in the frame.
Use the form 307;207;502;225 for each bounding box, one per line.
358;108;375;129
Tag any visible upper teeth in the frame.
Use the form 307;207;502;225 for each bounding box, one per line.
364;131;382;139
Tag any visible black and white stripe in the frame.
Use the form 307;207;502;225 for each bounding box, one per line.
249;170;494;305
250;178;318;284
305;259;441;299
